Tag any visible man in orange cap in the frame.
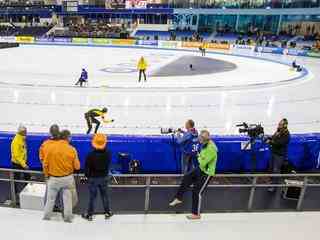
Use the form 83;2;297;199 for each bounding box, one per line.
82;134;113;221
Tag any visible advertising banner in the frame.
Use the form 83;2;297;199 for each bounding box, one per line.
15;36;35;43
181;41;202;48
255;46;283;54
72;37;89;44
287;48;308;56
111;39;136;45
0;36;16;43
137;40;158;46
307;51;320;58
182;41;230;50
125;0;147;9
158;40;180;49
232;44;255;51
53;37;72;43
91;38;112;45
35;37;54;43
207;43;230;50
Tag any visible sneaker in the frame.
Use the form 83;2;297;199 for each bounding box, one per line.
186;214;201;220
268;187;276;193
64;218;73;223
169;198;183;207
105;212;113;219
81;214;93;221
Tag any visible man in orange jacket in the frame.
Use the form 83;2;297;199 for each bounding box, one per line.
43;130;80;223
39;124;60;162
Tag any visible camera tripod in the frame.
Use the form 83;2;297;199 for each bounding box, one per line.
242;136;260;173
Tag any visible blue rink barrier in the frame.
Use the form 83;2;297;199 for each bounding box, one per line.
0;132;320;173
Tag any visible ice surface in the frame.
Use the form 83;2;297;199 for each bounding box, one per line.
0;44;318;135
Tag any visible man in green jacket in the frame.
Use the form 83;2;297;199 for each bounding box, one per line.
169;129;218;220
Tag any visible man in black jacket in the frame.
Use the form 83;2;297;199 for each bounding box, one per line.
266;118;291;192
82;134;113;221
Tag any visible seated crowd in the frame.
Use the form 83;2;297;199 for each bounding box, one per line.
54;20;127;38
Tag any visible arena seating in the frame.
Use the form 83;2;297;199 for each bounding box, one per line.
15;26;51;37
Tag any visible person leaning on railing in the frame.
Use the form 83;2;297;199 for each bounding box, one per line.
43;130;80;223
169;130;218;220
11;125;30;203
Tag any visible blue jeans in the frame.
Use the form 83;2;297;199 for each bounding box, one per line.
87;177;110;215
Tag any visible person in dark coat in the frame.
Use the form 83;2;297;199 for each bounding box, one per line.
82;134;113;221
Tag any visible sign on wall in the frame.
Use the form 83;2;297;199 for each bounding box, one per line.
125;0;147;8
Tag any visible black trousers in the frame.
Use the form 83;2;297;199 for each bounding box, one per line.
269;153;285;185
12;163;30;202
175;167;211;215
139;70;146;82
75;79;86;87
85;113;101;134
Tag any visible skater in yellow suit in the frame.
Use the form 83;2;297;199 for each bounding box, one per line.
137;57;148;82
85;108;114;134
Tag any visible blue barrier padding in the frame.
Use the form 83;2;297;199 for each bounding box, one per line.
1;132;320;173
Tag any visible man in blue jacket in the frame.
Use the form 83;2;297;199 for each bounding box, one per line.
176;119;199;174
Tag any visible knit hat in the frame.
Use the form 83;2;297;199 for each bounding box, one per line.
92;134;107;150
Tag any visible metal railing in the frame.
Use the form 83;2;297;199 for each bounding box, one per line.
1;167;320;213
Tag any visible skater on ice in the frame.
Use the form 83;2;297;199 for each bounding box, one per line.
292;60;302;72
199;42;207;57
75;68;88;87
137;56;148;82
85;107;114;134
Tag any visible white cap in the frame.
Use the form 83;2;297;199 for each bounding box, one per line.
17;124;27;133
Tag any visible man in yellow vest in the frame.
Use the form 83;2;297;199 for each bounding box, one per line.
199;42;206;57
137;56;148;82
11;125;30;202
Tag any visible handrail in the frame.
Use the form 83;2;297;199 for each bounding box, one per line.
1;167;319;212
1;167;320;178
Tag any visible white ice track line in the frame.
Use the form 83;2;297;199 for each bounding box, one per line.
1;207;320;240
0;44;319;135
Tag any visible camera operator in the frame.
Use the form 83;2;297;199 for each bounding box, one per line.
265;118;291;193
175;120;199;174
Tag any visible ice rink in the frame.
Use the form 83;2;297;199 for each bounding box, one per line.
0;44;319;134
1;207;320;240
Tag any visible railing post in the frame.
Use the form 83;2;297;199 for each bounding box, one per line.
9;171;17;207
296;176;308;211
144;176;151;214
247;176;257;211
